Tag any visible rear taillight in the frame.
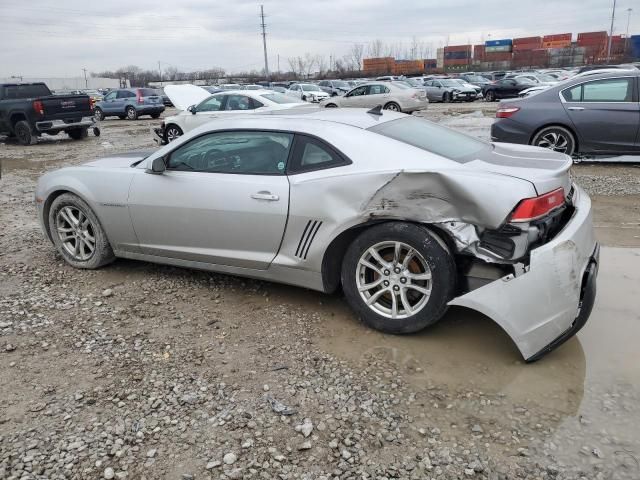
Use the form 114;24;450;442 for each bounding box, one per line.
33;100;44;116
89;98;95;111
136;90;144;104
496;106;520;118
510;188;565;222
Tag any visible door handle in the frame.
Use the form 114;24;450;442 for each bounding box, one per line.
251;191;279;201
567;106;585;111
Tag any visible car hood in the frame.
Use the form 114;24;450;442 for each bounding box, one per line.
164;84;212;111
466;143;572;195
83;151;154;168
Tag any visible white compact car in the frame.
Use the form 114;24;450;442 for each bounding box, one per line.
155;85;307;143
286;83;330;103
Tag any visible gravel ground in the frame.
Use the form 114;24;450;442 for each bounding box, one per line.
1;105;639;480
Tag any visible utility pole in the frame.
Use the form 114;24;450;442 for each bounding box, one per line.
158;61;162;84
260;5;269;80
82;68;88;88
277;54;280;74
607;0;617;60
625;8;633;54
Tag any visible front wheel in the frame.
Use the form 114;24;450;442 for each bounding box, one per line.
164;124;183;143
68;128;88;140
484;91;495;102
383;102;401;112
531;126;576;156
341;222;456;334
442;92;451;103
94;108;105;121
48;193;115;269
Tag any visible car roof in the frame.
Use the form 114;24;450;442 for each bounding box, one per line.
253;107;407;129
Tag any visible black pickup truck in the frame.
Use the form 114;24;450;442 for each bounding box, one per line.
0;83;96;145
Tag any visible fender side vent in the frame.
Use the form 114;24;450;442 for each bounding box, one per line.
295;220;323;260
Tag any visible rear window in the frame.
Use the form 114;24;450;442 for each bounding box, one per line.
3;84;51;99
368;117;487;161
260;93;300;104
139;88;158;97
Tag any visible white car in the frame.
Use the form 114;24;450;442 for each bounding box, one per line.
321;81;428;113
155;85;307;143
286;83;330;103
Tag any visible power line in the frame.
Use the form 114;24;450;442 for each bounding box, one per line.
260;5;270;80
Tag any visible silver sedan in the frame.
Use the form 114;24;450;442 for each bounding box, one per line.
320;82;428;113
35;108;598;362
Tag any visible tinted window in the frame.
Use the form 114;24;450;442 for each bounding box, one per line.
197;96;223;112
348;86;368;96
289;136;350;173
368;117;487;162
139;88;157;97
369;84;389;95
583;78;633;102
3;84;51;99
167;131;293;174
117;90;135;99
224;95;256;110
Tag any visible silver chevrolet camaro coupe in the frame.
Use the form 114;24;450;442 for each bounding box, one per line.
35;108;599;362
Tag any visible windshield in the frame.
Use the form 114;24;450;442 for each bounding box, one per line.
516;78;537;85
368;116;487;162
405;79;424;87
301;84;322;92
466;75;489;83
536;74;557;82
260;93;300;104
391;81;410;89
439;80;460;87
332;81;350;88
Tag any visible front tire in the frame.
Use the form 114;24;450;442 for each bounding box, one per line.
485;90;495;102
164;124;183;143
126;106;138;120
68;128;88;140
442;92;451;103
48;193;115;269
14;121;36;145
94;108;105;121
383;102;401;112
532;126;576;156
341;222;456;334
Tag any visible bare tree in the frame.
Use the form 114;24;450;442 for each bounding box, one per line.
349;43;364;70
288;57;302;77
315;55;327;76
303;53;316;78
367;39;385;58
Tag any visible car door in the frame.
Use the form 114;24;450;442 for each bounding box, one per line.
183;94;226;131
101;91;118;113
561;76;640;153
128;130;293;269
340;86;369;107
423;81;439;101
288;85;301;99
366;84;391;107
115;90;133;113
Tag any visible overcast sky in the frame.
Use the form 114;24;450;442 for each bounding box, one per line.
1;0;638;78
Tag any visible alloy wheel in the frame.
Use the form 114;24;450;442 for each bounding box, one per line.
536;132;570;153
384;103;400;111
356;241;432;319
166;127;181;142
126;107;136;120
55;206;96;261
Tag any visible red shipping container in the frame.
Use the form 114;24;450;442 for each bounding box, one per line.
484;51;512;62
513;42;542;51
543;33;572;42
444;44;472;53
577;31;607;40
513;36;542;45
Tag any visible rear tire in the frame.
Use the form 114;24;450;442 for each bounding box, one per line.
324;103;338;108
383;102;401;112
151;113;161;119
485;91;495;102
126;106;138;120
48;193;115;269
531;126;577;156
14;121;36;145
341;222;456;334
68;128;88;140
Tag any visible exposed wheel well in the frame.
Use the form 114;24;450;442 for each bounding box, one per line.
42;190;74;242
10;113;28;129
529;123;579;151
321;219;456;293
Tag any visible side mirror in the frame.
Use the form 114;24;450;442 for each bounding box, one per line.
146;156;166;175
187;105;196;114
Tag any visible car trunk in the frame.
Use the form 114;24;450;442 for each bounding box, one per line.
466;142;573;196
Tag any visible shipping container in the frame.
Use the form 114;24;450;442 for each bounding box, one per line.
423;59;437;69
485;39;513;47
513;36;542;46
543;33;572;42
437;48;445;69
483;51;512;62
444;50;470;60
473;45;485;59
513;43;542;51
485;45;512;53
542;40;572;48
444;44;472;53
632;35;640;59
443;58;470;66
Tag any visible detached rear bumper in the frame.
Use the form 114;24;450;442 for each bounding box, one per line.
449;185;598;361
152;124;166;145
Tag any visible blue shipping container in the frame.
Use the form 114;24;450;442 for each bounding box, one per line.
444;51;470;60
631;35;640;59
485;39;513;47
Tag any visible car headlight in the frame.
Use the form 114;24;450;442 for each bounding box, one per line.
452;89;460;93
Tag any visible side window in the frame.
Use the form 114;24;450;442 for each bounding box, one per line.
197;95;224;112
167;131;293;175
349;86;367;96
383;86;390;94
582;78;633;102
249;98;264;109
562;85;582;102
224;95;253;110
104;92;116;101
369;84;386;95
288;135;351;173
116;90;128;99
